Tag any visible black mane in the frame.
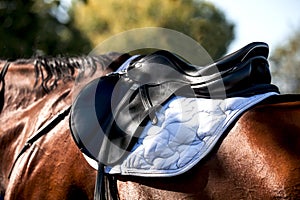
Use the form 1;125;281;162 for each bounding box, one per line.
30;52;128;93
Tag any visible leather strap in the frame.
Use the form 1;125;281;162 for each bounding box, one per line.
94;163;105;200
0;61;11;114
8;106;71;179
139;85;158;124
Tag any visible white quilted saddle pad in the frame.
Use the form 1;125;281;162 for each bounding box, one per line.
84;92;278;177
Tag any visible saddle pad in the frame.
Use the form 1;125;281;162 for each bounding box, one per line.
84;91;278;177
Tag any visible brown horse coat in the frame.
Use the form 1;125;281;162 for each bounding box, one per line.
0;59;299;200
0;60;103;199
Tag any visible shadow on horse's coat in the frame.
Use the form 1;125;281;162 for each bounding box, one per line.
0;55;299;200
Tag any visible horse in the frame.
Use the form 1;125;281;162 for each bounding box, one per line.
0;54;299;200
0;55;121;200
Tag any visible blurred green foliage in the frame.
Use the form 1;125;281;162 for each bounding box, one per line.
73;0;235;59
0;0;92;59
0;0;234;59
270;30;300;93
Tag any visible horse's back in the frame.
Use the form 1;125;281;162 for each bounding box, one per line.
203;97;300;199
116;97;300;199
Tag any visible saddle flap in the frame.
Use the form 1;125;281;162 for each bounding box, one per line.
70;75;135;165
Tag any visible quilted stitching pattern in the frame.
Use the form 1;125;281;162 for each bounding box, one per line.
104;92;278;177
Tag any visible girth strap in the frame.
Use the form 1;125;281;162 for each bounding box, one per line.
94;163;105;200
8;106;71;179
94;163;120;200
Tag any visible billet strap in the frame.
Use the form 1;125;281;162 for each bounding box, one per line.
8;106;71;179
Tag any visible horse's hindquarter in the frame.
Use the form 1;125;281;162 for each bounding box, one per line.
116;101;300;199
204;101;300;199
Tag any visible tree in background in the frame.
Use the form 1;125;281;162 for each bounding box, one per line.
270;30;300;93
0;0;234;60
0;0;92;59
72;0;235;59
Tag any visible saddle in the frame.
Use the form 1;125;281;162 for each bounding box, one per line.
70;42;279;167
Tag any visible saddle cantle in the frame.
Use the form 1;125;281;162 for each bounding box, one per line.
70;42;279;166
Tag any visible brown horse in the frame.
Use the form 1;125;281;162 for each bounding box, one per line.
0;56;299;200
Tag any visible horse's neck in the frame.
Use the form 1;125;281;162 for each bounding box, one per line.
0;60;72;177
0;58;111;175
1;59;113;113
0;88;73;185
0;59;78;135
1;61;41;113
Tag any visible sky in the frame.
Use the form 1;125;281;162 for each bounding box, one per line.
206;0;300;54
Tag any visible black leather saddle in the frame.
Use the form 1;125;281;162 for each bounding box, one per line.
70;42;279;166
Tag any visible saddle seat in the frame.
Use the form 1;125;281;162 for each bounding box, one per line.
130;41;268;77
